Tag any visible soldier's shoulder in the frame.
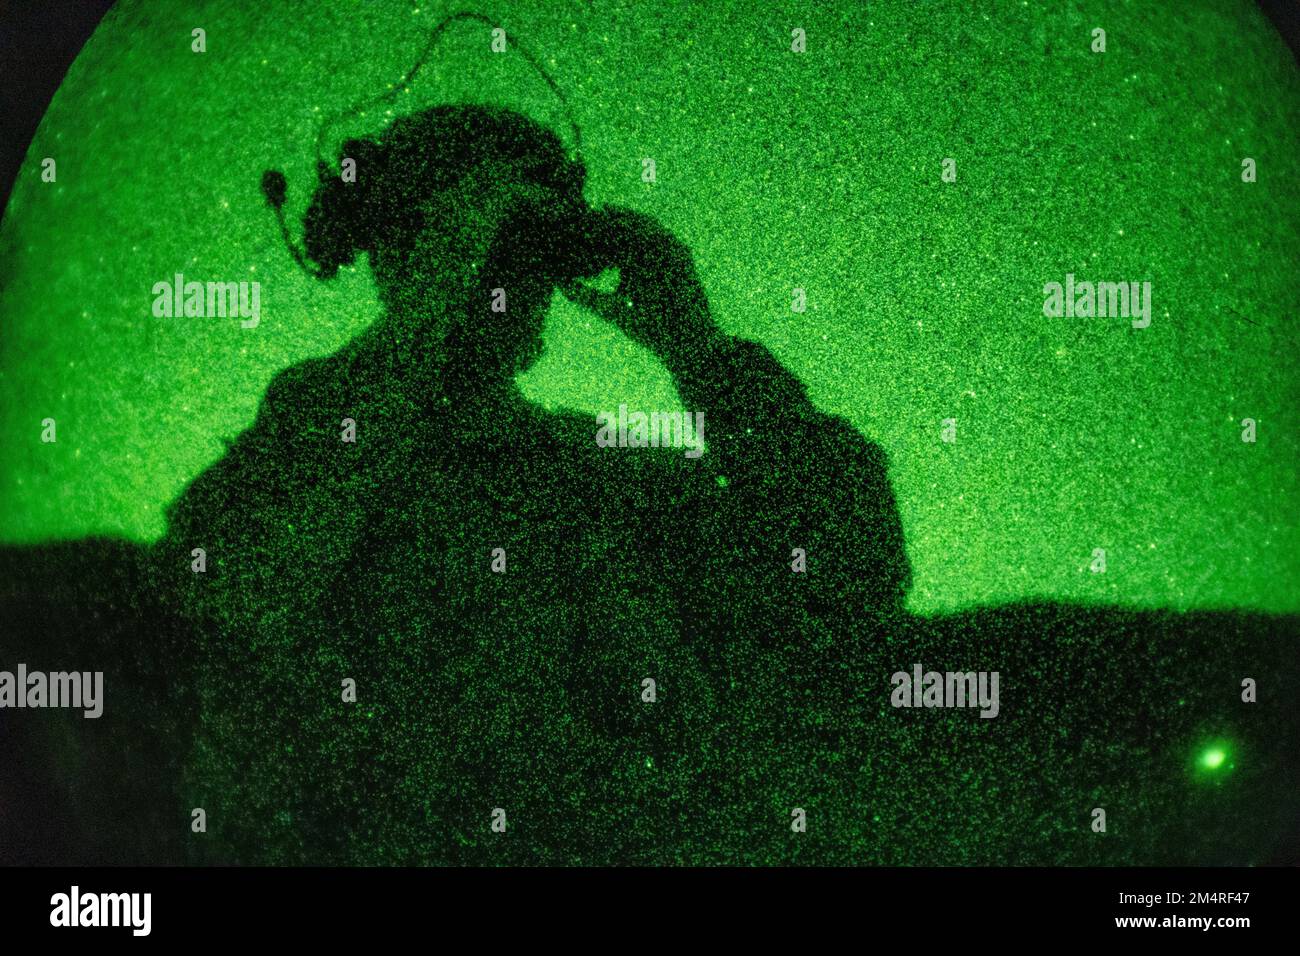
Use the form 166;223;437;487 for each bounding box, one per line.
260;352;354;420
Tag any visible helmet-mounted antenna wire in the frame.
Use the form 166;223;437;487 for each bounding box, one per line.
313;10;583;169
264;10;584;278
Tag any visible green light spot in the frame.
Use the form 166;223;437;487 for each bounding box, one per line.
1194;741;1235;777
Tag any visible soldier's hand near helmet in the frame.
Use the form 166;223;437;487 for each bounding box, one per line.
558;203;913;624
557;205;724;362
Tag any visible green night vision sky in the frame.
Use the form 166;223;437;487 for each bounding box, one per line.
1;0;1297;618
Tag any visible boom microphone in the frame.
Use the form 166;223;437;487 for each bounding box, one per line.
260;167;328;279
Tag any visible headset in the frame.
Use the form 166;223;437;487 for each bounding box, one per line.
261;10;585;280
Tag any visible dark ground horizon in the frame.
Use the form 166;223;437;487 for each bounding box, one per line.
3;532;1297;866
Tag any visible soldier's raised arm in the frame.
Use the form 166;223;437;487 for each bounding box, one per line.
563;206;912;628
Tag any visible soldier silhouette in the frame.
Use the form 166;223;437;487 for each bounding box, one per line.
2;102;1296;867
8;15;1292;871
153;102;911;863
